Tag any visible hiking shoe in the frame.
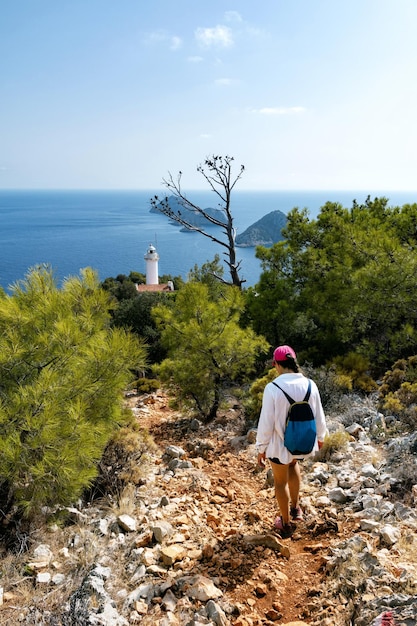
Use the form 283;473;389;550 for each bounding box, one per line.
380;612;395;626
274;516;293;538
290;506;303;521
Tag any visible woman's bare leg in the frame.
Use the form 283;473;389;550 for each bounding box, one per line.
288;460;301;509
269;461;290;524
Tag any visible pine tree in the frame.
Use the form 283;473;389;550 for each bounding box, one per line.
152;282;268;420
0;266;147;517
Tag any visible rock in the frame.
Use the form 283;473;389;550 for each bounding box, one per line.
168;458;194;470
315;495;332;506
246;429;257;444
265;468;275;487
345;423;364;437
337;469;357;488
206;599;230;626
98;518;110;535
361;463;379;478
126;583;155;606
28;544;53;570
379;524;401;546
158;613;181;626
160;544;186;566
153;521;174;543
354;594;417;626
242;534;290;559
161;589;178;612
165;445;186;459
36;572;51;584
141;547;158;566
134;600;148;614
254;582;268;597
265;608;282;621
230;435;247;450
33;544;53;561
52;573;66;585
64;564;128;626
4;388;417;626
360;518;380;532
180;575;223;601
118;514;137;532
328;487;349;503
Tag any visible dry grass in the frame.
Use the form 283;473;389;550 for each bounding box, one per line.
315;430;351;461
107;483;137;517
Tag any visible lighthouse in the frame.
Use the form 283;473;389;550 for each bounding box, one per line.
136;244;174;293
144;243;159;285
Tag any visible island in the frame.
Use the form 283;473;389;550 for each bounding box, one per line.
150;195;227;228
235;210;287;247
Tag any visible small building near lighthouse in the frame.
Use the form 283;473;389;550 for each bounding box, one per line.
136;244;175;293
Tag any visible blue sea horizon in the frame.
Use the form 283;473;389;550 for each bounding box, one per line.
1;188;416;292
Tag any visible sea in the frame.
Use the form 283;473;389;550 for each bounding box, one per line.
1;189;416;292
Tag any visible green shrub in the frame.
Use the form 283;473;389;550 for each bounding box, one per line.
380;356;417;394
243;367;277;425
331;352;378;392
379;356;417;429
134;378;160;394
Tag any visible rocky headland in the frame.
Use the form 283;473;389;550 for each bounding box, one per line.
235;211;287;247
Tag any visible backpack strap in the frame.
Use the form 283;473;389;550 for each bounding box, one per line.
303;379;312;402
272;381;295;405
272;379;311;405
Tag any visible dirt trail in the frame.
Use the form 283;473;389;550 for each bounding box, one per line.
136;393;357;624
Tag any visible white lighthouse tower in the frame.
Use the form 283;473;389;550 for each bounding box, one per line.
144;244;159;285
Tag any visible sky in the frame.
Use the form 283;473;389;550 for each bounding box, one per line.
1;0;417;191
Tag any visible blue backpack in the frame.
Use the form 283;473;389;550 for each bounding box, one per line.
272;379;317;455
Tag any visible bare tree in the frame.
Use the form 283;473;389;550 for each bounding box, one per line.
150;155;245;288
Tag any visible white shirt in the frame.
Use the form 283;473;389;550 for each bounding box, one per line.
256;372;327;464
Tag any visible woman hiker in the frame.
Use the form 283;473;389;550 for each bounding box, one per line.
256;345;327;538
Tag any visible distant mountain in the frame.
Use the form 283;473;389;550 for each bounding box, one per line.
236;210;287;247
150;195;226;228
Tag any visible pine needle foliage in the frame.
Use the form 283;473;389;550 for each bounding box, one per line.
0;266;147;517
152;282;268;421
250;197;417;371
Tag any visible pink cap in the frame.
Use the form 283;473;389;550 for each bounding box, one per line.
273;345;296;362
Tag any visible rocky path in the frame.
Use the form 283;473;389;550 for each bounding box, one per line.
138;393;351;625
129;391;417;626
1;390;416;625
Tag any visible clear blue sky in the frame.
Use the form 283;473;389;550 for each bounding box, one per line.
2;0;417;191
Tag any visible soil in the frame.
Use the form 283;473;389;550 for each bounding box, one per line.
135;392;358;625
